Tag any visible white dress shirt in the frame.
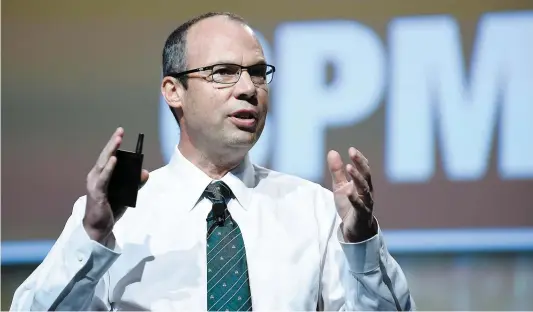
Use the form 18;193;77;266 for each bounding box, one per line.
10;147;415;311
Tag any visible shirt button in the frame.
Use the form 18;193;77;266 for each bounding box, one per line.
76;253;84;262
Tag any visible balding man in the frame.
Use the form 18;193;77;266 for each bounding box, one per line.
11;12;415;311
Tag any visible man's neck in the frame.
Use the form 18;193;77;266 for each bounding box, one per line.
178;142;246;180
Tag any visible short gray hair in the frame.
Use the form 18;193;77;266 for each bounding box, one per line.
162;12;247;89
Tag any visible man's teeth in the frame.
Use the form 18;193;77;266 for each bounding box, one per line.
235;113;253;119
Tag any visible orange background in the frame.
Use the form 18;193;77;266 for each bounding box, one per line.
3;0;533;242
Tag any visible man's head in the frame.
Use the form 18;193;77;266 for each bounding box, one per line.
161;12;273;163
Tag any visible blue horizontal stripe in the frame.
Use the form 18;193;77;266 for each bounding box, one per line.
382;227;533;253
2;228;533;265
2;240;57;265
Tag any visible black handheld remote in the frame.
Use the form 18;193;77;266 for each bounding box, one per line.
107;133;144;208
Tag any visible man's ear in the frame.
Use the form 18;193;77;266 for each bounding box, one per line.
161;76;184;109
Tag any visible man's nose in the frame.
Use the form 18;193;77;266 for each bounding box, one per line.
233;70;257;100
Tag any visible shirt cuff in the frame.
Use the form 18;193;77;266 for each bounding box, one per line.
64;222;122;282
337;219;383;274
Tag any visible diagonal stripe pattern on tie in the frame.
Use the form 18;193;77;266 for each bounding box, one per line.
205;181;252;311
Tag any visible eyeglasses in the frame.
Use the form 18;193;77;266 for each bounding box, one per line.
167;63;276;85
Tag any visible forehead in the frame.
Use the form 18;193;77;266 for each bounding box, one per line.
186;16;264;68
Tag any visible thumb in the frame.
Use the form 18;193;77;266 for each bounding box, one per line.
138;169;150;190
327;150;348;187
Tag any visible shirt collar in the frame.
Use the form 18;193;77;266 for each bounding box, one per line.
167;146;255;211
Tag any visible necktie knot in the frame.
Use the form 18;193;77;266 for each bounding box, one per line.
204;181;232;205
204;181;233;227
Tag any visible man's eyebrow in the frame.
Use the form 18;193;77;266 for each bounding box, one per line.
206;60;268;66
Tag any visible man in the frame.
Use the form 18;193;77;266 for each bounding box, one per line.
11;12;415;311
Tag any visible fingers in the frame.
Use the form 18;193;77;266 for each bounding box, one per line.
348;147;373;192
346;163;374;209
348;147;369;171
138;169;150;190
94;127;124;174
327;150;348;187
87;127;124;196
347;147;374;208
96;156;117;189
343;171;366;207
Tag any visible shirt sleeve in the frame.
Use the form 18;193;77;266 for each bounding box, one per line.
10;196;122;311
315;186;416;311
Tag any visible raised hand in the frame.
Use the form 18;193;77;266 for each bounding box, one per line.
83;127;150;244
327;147;376;243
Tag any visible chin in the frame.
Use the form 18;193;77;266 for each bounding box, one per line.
222;120;265;149
226;132;258;148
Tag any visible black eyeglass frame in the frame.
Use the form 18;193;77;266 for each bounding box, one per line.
166;63;276;85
